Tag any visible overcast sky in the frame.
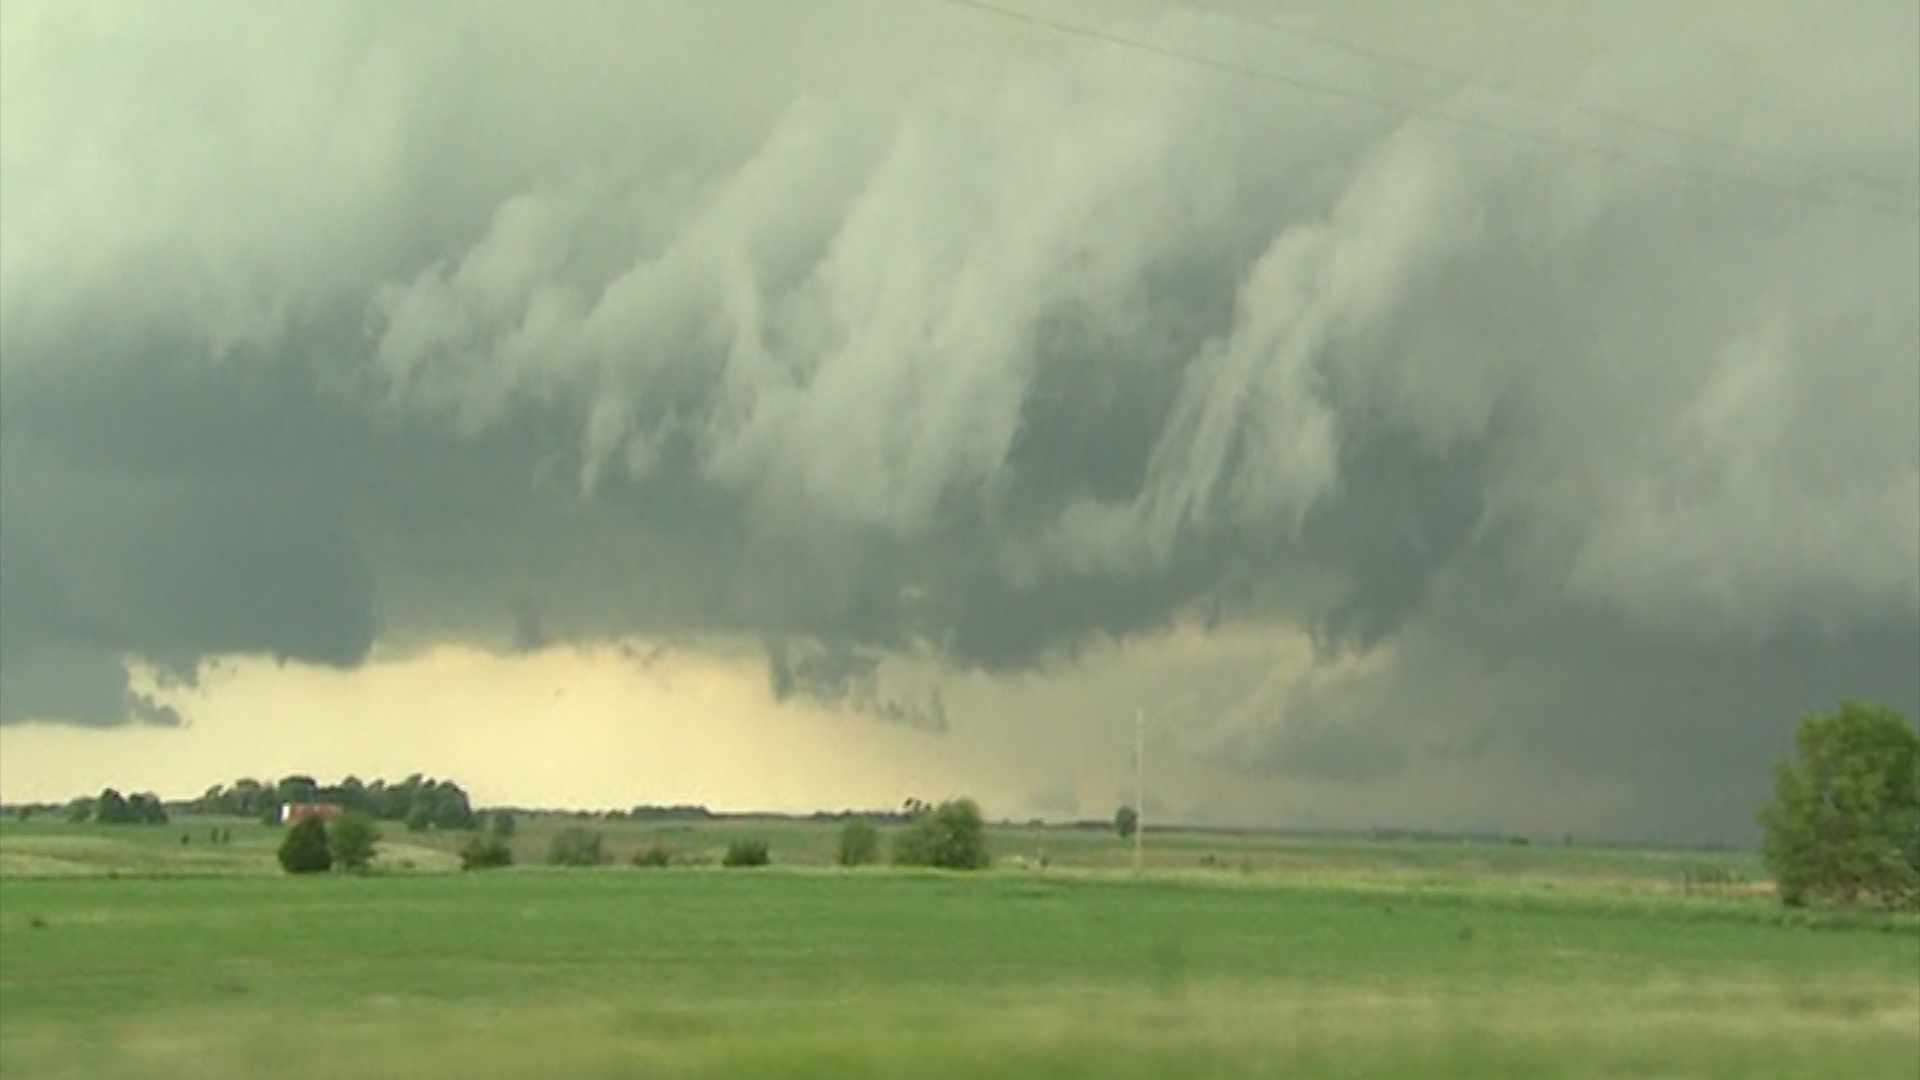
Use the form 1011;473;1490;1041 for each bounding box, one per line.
2;0;1915;841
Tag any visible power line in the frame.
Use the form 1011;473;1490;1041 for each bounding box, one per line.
1133;706;1145;871
1173;0;1915;205
923;0;1920;222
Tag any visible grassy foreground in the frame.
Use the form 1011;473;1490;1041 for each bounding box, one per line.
3;859;1916;1079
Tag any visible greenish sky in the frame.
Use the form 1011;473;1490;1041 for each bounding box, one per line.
1;0;1914;842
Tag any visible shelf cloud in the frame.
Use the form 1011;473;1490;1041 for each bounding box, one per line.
3;0;1914;837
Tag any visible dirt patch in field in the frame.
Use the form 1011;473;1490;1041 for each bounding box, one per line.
371;843;462;873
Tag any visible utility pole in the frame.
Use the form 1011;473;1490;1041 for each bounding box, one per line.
1133;707;1145;872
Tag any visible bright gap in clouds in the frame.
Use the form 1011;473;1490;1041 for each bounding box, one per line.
0;627;1639;842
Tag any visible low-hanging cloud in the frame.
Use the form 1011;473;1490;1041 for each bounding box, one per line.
2;0;1915;837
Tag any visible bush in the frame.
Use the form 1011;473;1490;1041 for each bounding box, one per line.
546;826;606;867
329;814;381;873
488;810;516;838
277;817;333;874
838;819;881;867
460;833;514;871
632;843;675;868
722;838;770;868
1759;701;1920;908
892;798;989;871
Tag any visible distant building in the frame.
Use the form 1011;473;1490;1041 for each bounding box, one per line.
278;802;344;825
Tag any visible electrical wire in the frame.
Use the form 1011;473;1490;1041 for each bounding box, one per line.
1172;0;1915;205
924;0;1920;221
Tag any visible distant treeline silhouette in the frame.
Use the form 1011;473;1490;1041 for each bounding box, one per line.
62;788;170;825
189;774;476;830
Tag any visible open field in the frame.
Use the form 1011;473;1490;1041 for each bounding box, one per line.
2;819;1915;1079
0;812;1770;890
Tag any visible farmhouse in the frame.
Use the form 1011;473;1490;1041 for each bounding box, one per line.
278;802;344;825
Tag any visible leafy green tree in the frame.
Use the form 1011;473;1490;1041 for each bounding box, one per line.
94;788;132;824
838;819;881;866
277;817;333;875
329;814;381;873
276;775;320;807
546;826;605;867
488;810;516;838
1758;701;1920;908
126;792;168;825
723;838;770;867
892;798;990;870
1115;805;1139;841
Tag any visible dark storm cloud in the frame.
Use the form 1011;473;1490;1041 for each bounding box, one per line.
1;1;1915;838
0;340;377;722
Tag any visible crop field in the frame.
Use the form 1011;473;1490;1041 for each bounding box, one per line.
1;818;1915;1079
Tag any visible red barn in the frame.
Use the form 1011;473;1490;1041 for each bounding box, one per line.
278;802;344;825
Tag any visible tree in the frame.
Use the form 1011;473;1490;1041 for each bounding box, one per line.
1758;701;1920;908
329;814;381;873
1115;806;1139;841
838;819;881;867
276;774;320;807
127;792;168;825
546;826;605;867
892;798;990;870
94;788;132;824
277;817;333;875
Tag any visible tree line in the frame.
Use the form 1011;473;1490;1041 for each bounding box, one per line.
64;789;170;825
188;774;476;830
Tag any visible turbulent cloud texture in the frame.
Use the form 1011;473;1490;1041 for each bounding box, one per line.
2;0;1915;836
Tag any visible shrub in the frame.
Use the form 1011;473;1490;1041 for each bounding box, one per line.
722;839;770;868
277;817;333;874
546;826;606;867
460;833;514;871
838;819;881;867
892;798;989;870
1114;806;1139;841
632;843;675;868
329;814;381;873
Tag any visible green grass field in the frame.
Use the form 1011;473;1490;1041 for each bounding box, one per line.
2;817;1915;1079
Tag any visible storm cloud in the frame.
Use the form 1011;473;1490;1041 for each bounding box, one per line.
2;0;1915;837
